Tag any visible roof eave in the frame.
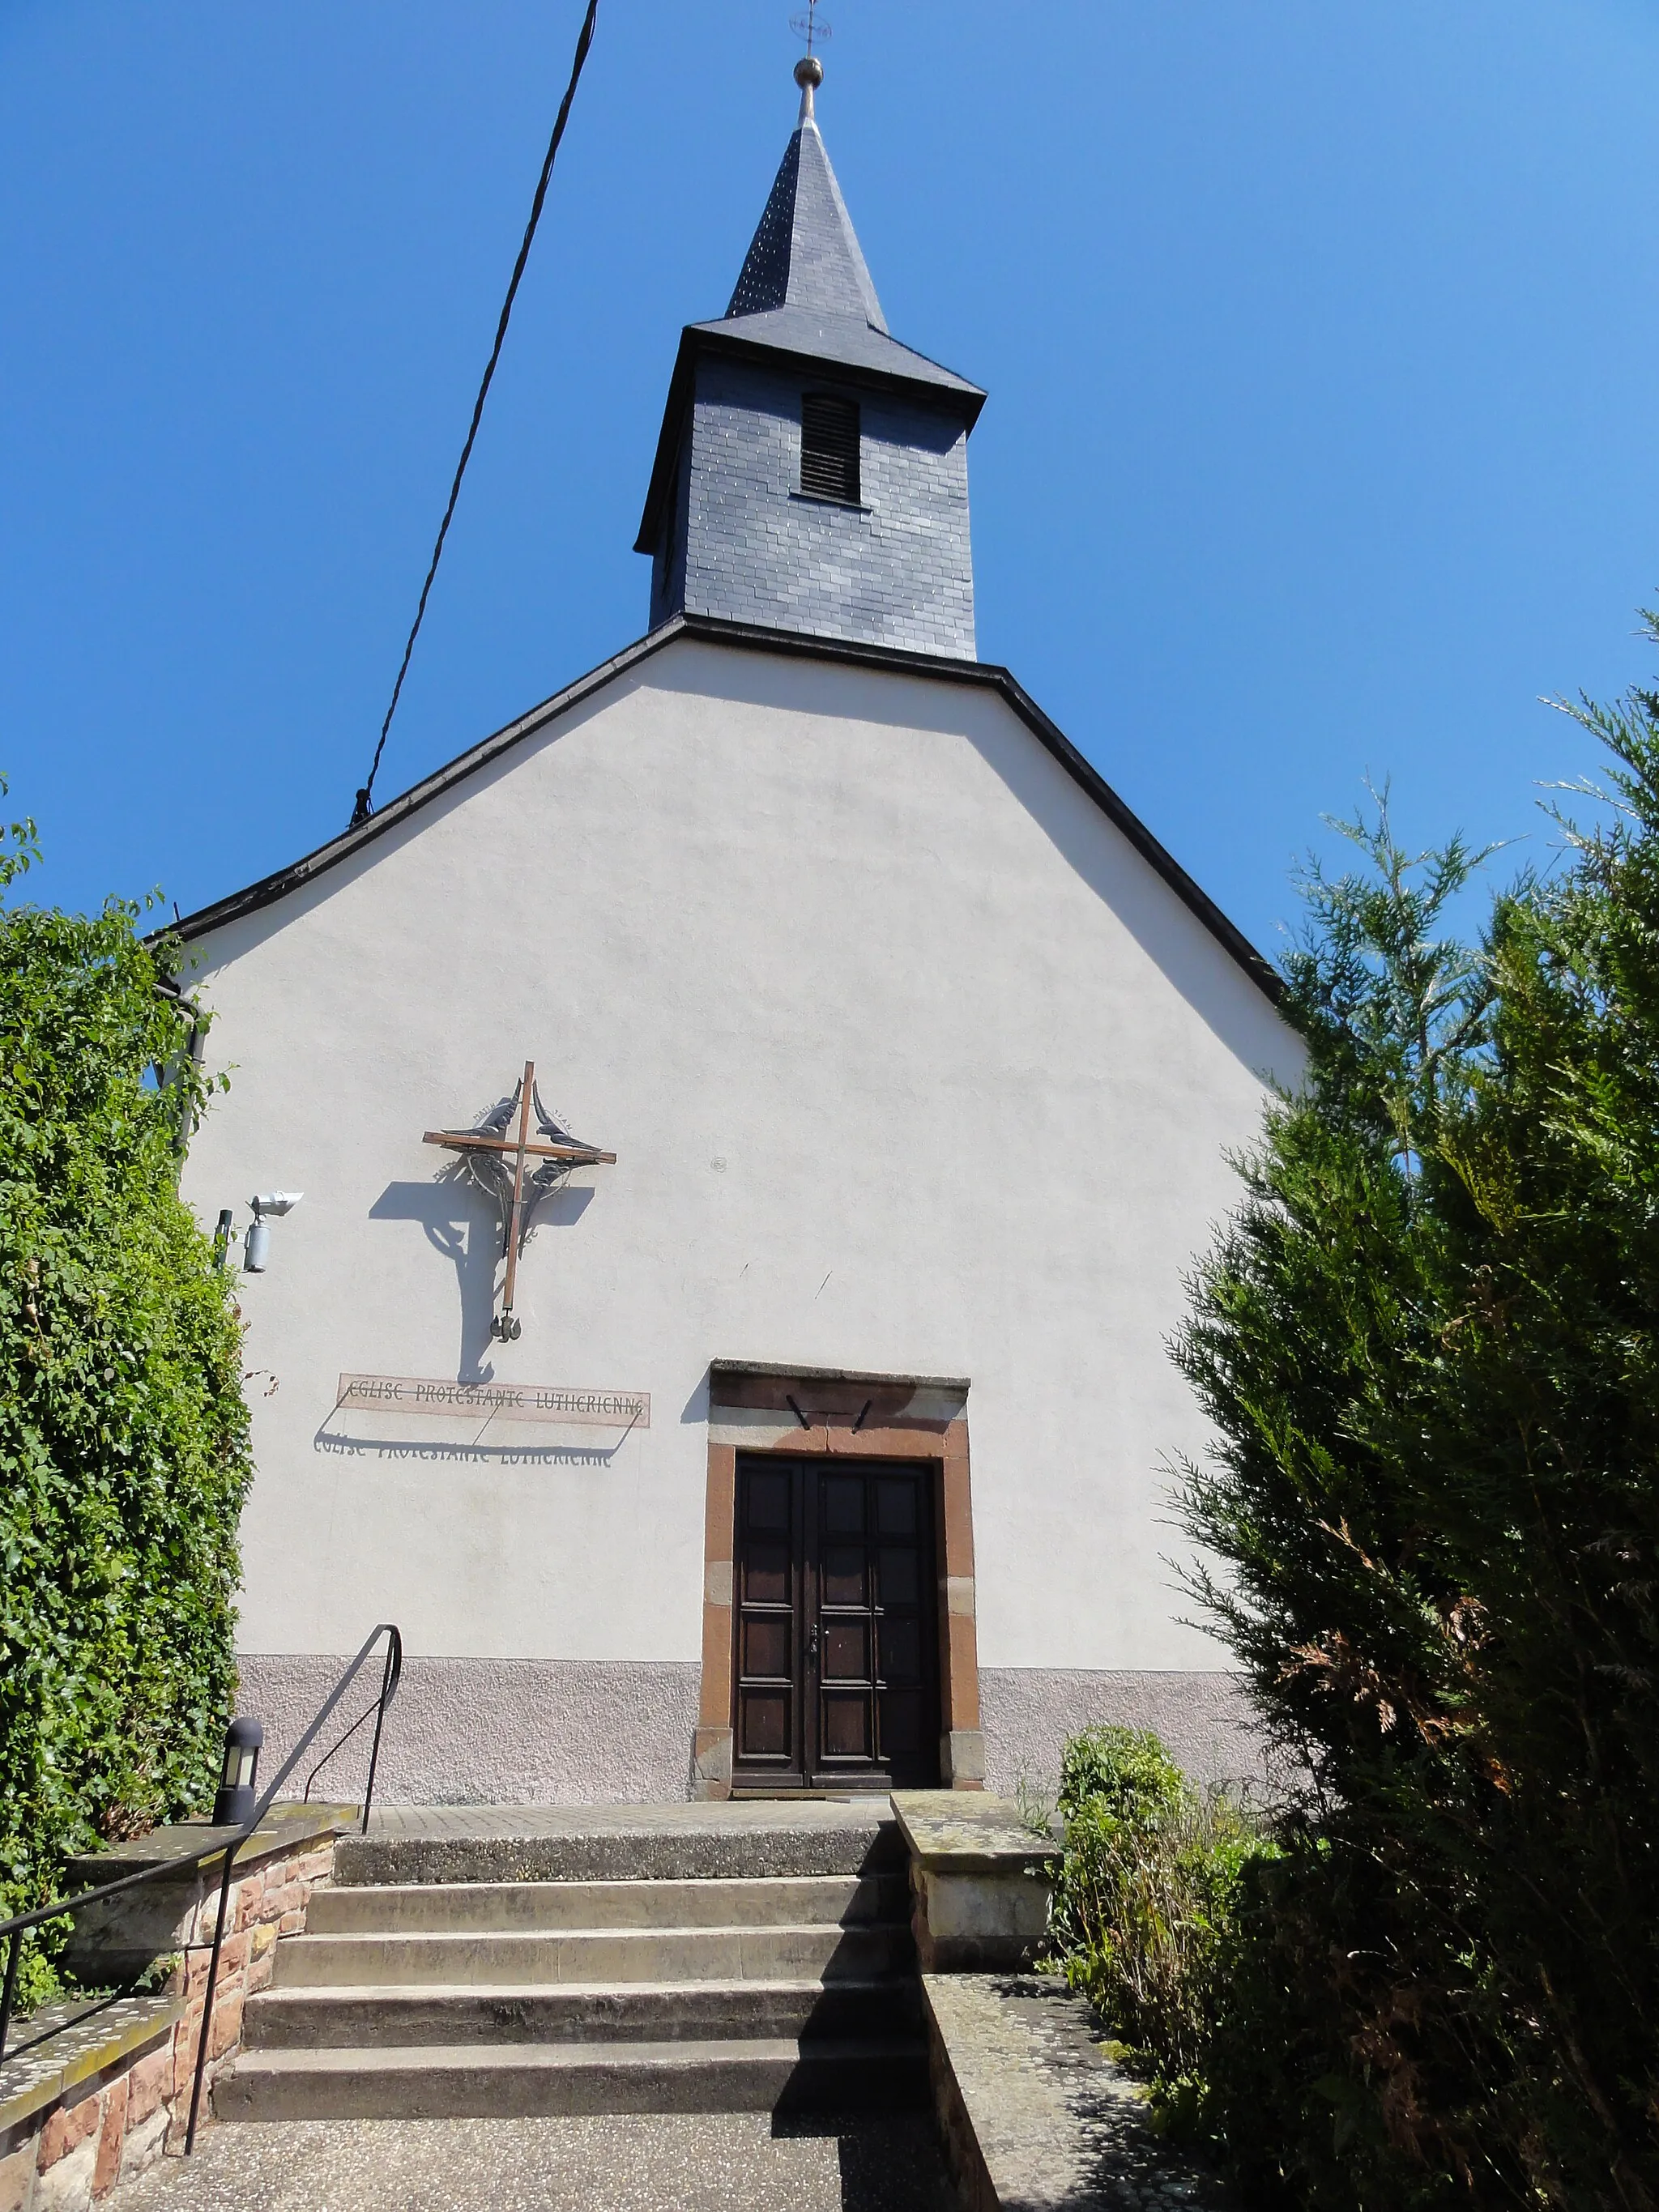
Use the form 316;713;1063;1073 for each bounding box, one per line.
690;317;984;403
157;622;693;945
633;329;700;555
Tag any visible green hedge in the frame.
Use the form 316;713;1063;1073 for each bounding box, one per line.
0;802;251;1975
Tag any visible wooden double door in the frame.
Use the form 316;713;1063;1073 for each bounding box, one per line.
731;1455;940;1791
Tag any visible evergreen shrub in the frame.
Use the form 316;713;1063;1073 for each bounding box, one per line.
0;797;250;1999
1168;636;1659;2207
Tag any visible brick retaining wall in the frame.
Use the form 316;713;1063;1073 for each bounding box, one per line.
0;1809;347;2211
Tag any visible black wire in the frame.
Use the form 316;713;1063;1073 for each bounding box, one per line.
351;0;600;830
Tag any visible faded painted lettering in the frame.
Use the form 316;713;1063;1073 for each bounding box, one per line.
335;1374;650;1429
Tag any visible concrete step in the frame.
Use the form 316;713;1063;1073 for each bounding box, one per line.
215;2035;930;2120
338;1803;904;1889
306;1873;906;1936
274;1922;912;1990
244;1976;923;2049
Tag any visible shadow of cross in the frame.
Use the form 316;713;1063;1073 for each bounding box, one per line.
424;1059;616;1342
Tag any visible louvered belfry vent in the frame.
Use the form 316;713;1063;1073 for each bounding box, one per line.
800;394;861;505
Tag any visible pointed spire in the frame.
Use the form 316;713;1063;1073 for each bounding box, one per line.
725;58;887;332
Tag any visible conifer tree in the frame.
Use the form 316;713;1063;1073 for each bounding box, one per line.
1175;637;1659;2209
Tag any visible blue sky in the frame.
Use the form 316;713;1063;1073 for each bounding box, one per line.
5;0;1657;957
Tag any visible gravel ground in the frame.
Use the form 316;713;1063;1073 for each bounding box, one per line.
109;2114;960;2212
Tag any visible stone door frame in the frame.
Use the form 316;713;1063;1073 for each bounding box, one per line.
693;1360;983;1798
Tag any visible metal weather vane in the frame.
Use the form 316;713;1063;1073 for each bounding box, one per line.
789;0;830;57
424;1061;615;1342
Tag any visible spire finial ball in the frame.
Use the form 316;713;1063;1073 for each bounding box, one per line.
795;54;823;90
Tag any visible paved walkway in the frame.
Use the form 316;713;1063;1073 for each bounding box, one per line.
109;2115;958;2211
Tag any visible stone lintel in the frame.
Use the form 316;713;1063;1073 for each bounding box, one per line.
708;1359;970;1392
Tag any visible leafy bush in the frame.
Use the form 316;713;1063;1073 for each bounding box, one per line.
0;795;251;1980
1044;1724;1273;2112
1169;635;1659;2207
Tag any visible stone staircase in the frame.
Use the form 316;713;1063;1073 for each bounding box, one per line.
215;1803;926;2119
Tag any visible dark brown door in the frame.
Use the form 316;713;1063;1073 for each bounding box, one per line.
731;1455;940;1791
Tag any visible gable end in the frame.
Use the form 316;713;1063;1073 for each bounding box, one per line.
161;614;1282;1008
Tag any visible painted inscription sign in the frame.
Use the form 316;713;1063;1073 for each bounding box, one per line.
335;1374;650;1429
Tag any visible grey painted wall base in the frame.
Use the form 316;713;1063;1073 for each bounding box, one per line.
238;1656;1257;1805
237;1656;702;1806
979;1669;1260;1796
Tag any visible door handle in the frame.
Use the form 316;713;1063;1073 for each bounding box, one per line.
808;1623;819;1670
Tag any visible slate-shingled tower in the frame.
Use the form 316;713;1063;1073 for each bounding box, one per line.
637;57;985;658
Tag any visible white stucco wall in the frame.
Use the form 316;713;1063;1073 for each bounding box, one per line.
181;636;1298;1687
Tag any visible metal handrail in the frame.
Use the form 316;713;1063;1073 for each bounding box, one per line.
301;1657;400;1806
0;1622;401;2153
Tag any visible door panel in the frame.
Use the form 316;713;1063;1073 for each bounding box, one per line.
738;1688;791;1759
822;1621;869;1678
879;1616;922;1680
742;1616;791;1677
876;1477;917;1534
876;1547;919;1606
821;1546;866;1606
731;1455;940;1791
732;1460;800;1777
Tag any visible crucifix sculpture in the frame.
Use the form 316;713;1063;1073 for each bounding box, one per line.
424;1061;616;1341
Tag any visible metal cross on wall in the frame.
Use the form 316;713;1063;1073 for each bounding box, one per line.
424;1062;616;1341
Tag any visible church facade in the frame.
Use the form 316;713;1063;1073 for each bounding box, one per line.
174;62;1300;1804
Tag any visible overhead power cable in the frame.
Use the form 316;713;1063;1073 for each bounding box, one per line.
350;0;600;829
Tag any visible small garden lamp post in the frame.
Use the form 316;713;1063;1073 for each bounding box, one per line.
211;1715;262;1827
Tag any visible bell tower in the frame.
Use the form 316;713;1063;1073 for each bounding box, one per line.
636;58;986;659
